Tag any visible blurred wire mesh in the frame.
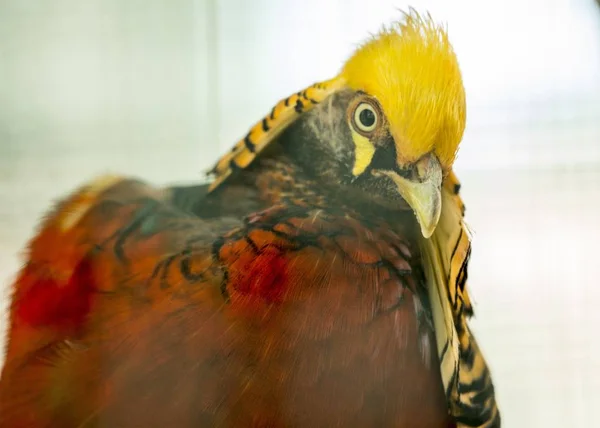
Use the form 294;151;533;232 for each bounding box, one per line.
1;0;599;426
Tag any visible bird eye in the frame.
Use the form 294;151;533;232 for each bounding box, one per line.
353;102;378;133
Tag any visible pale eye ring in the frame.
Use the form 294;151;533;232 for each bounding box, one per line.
353;102;378;133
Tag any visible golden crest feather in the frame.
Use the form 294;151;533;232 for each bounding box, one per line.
341;9;466;168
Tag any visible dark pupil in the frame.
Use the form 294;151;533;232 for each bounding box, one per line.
359;108;375;127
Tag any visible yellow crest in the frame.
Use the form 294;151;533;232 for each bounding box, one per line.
341;10;466;168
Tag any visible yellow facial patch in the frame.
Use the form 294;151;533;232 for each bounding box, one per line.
350;129;376;176
341;10;466;170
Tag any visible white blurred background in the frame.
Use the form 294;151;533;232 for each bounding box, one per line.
1;0;600;426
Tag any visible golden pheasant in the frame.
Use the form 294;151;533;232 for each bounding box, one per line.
0;10;499;427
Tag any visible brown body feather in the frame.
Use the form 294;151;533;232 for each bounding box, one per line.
0;163;453;427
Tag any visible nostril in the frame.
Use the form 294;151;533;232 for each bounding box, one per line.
394;164;418;180
412;153;441;183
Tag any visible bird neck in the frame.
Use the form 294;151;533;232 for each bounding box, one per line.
240;154;419;240
249;155;329;209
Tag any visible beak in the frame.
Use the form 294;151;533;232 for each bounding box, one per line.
373;153;443;238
